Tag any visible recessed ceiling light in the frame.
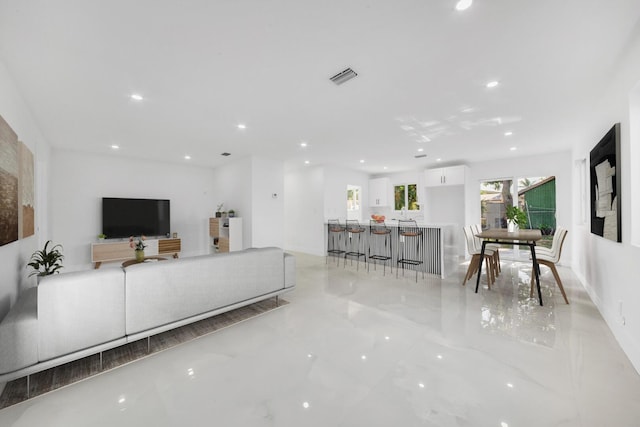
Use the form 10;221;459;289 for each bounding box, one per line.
111;144;119;150
383;166;388;170
461;107;474;113
300;142;307;147
184;155;191;160
486;81;499;88
359;159;365;163
504;131;513;136
130;93;143;101
417;148;424;152
436;158;442;162
455;0;473;11
304;160;310;165
510;147;517;151
237;124;246;130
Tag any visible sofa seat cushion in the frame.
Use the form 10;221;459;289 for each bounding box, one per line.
125;247;285;335
38;268;126;362
0;287;38;375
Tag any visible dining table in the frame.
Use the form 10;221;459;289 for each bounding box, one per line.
474;228;544;305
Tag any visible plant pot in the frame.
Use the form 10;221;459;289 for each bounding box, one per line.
228;212;235;217
507;221;518;232
135;250;145;262
215;212;222;218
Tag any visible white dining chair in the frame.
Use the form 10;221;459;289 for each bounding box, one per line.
530;228;569;304
472;224;501;274
462;225;497;288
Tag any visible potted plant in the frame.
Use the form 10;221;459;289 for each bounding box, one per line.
98;233;107;242
506;206;527;231
129;235;147;262
228;209;235;218
27;240;64;278
216;203;224;218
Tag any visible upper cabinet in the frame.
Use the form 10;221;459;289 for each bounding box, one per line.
425;165;467;187
369;177;390;206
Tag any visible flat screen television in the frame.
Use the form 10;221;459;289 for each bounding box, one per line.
102;197;170;238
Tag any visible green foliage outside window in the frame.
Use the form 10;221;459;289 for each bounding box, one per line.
394;185;405;210
394;184;419;211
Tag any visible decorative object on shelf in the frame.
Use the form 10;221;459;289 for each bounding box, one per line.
228;209;235;217
129;235;147;261
216;203;224;218
97;233;106;242
27;240;64;277
506;206;527;232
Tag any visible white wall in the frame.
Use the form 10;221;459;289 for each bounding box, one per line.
0;61;50;320
323;165;370;222
284;165;325;255
50;149;217;270
570;28;640;373
283;164;369;256
250;157;284;248
212;156;285;250
212;157;253;249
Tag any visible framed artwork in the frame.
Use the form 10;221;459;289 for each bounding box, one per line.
0;114;35;246
590;123;621;242
0;115;19;246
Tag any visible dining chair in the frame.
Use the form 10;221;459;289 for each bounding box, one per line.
462;225;496;288
530;228;569;304
472;224;501;274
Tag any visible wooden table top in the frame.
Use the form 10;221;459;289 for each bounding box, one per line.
475;228;542;242
121;256;168;268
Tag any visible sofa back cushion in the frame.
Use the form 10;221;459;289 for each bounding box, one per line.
124;247;285;335
38;268;126;362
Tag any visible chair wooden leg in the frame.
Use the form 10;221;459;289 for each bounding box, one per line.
494;250;501;273
530;261;569;304
463;255;479;285
530;267;535;298
485;257;493;289
548;263;569;304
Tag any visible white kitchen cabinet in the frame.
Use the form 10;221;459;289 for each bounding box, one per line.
425;165;467;187
369;177;390;206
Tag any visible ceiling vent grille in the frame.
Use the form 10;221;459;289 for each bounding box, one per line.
414;154;427;159
330;68;358;85
221;152;231;156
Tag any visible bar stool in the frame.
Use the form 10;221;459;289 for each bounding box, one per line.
344;220;367;270
326;219;346;264
368;220;392;275
396;219;424;281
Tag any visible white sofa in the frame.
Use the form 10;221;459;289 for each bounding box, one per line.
0;247;295;383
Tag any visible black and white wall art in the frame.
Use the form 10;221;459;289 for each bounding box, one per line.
590;123;621;242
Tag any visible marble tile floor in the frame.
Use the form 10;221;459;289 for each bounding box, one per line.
0;297;288;409
1;253;639;426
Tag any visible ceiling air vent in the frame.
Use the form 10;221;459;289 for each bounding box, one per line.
414;154;427;159
221;152;231;156
330;68;358;85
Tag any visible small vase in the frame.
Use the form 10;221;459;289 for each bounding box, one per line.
135;249;145;262
507;221;518;232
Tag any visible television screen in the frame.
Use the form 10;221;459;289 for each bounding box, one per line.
102;198;170;238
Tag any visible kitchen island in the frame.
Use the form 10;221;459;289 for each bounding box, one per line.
326;221;458;278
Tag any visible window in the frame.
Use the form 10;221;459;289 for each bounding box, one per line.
394;184;418;211
480;176;556;259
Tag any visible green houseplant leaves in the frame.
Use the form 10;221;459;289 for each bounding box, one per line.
27;240;64;277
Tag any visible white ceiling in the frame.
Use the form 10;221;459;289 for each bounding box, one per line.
1;0;639;173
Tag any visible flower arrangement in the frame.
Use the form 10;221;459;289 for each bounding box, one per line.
129;235;147;251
